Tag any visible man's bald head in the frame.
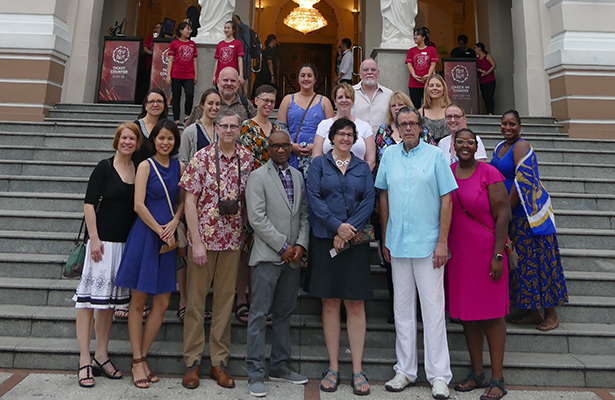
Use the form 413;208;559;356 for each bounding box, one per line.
217;67;240;101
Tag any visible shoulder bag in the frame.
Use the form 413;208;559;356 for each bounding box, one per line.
454;190;518;270
64;159;111;278
334;163;375;245
148;158;179;254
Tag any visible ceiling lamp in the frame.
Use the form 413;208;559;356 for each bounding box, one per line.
284;0;328;35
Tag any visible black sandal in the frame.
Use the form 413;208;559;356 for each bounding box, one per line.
92;357;122;379
454;371;488;392
77;364;95;388
480;378;507;400
177;306;186;322
235;303;249;324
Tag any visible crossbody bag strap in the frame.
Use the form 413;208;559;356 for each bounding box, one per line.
454;189;493;235
147;158;175;217
214;143;241;201
293;93;318;143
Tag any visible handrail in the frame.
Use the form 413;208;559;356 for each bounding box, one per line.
352;45;363;77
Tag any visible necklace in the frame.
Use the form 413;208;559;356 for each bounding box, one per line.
333;153;350;167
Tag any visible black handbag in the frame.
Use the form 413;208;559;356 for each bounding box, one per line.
215;143;241;216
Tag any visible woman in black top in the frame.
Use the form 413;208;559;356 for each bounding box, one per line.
133;88;169;166
251;34;278;98
73;122;141;387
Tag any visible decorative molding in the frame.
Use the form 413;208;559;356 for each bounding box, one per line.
0;14;71;59
546;0;615;7
548;68;615;78
545;31;615;71
558;118;615;124
0;102;52;109
0;78;63;88
551;95;615;102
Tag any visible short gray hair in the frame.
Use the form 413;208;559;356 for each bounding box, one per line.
394;106;422;128
215;109;241;126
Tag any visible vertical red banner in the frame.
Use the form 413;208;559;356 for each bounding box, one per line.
442;58;479;114
150;39;173;100
98;38;141;103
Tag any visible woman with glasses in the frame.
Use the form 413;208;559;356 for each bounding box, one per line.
446;128;511;399
234;84;281;324
439;103;487;165
313;83;376;171
305;118;375;395
132;88;169;167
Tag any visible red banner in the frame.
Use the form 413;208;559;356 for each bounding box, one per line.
442;58;479;114
98;38;141;103
150;39;173;99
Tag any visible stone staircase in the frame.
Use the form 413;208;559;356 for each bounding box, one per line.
0;104;613;387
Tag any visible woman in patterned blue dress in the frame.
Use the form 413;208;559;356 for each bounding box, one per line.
116;119;186;388
490;110;568;332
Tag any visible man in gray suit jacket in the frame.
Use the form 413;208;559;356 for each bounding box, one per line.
244;131;310;397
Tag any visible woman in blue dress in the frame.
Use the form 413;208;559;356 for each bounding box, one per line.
276;63;334;178
490;110;568;332
116;119;185;388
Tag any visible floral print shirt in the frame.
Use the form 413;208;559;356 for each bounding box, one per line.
238;119;281;170
180;143;254;251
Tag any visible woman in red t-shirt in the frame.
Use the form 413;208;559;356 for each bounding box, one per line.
212;21;244;87
165;21;198;124
405;27;438;109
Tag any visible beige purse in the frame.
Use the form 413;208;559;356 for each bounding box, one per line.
147;158;179;254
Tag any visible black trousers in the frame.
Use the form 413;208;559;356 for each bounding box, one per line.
409;87;424;109
480;81;496;115
171;78;195;122
339;78;353;85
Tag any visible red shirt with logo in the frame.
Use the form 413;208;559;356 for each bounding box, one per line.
214;39;244;81
169;39;198;80
405;46;439;88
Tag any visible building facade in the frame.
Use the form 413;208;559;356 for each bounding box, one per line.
0;0;614;139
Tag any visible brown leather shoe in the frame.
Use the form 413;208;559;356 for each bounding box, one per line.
210;364;235;388
182;363;199;389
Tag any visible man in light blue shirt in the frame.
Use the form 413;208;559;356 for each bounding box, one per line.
375;107;457;399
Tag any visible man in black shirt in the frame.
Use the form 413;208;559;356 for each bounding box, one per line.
450;34;476;58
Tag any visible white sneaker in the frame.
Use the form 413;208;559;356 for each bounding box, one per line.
384;373;415;392
432;379;450;399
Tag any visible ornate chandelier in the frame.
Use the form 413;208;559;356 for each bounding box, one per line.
283;0;328;35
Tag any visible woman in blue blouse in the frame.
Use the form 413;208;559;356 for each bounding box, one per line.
305;118;375;395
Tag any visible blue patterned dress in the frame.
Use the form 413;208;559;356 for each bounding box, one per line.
490;139;568;309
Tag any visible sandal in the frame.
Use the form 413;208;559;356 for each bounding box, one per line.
114;308;129;319
537;317;559;332
177;306;186;322
143;357;159;383
455;371;488;392
77;364;95;388
351;371;370;396
131;357;150;389
235;303;249;324
92;357;122;379
480;378;507;400
319;368;340;392
142;305;151;318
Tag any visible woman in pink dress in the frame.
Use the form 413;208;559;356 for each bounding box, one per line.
447;128;511;400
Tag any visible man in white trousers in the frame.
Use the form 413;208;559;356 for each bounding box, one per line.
374;106;457;399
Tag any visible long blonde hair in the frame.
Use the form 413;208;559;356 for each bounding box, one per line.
386;91;414;125
423;74;451;110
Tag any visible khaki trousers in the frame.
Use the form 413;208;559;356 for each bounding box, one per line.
183;247;240;367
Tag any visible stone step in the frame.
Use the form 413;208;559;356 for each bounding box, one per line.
565;271;615;295
0;230;75;255
0;121;118;135
0;145;114;163
538;161;615;179
482;148;615;165
48;109;140;122
0;336;612;386
0;131;115;148
554;209;615;229
0;210;82;232
0;277;612;323
53;103;143;113
0;253;64;279
0;159;95;178
560;248;615;272
3;304;615;356
467;122;562;134
556;228;615;250
545;179;615;195
0;192;83;212
0;175;87;193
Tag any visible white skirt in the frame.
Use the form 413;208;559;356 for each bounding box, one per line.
72;240;131;309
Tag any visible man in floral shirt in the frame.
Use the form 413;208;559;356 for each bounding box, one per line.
180;109;254;390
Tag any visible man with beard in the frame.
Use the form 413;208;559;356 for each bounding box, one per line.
351;58;393;135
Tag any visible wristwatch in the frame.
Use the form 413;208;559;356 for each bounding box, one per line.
493;254;503;262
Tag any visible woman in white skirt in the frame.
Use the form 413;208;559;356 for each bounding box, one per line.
73;122;141;387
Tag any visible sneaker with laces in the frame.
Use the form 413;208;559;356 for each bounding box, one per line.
269;364;308;385
248;378;266;397
432;379;450;399
385;373;415;392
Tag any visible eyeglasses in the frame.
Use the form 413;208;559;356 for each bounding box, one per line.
445;114;465;121
257;97;276;105
270;143;291;151
397;122;420;130
218;124;239;131
147;100;164;105
335;133;354;138
454;138;476;146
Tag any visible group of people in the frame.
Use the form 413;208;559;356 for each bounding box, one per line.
73;54;567;400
